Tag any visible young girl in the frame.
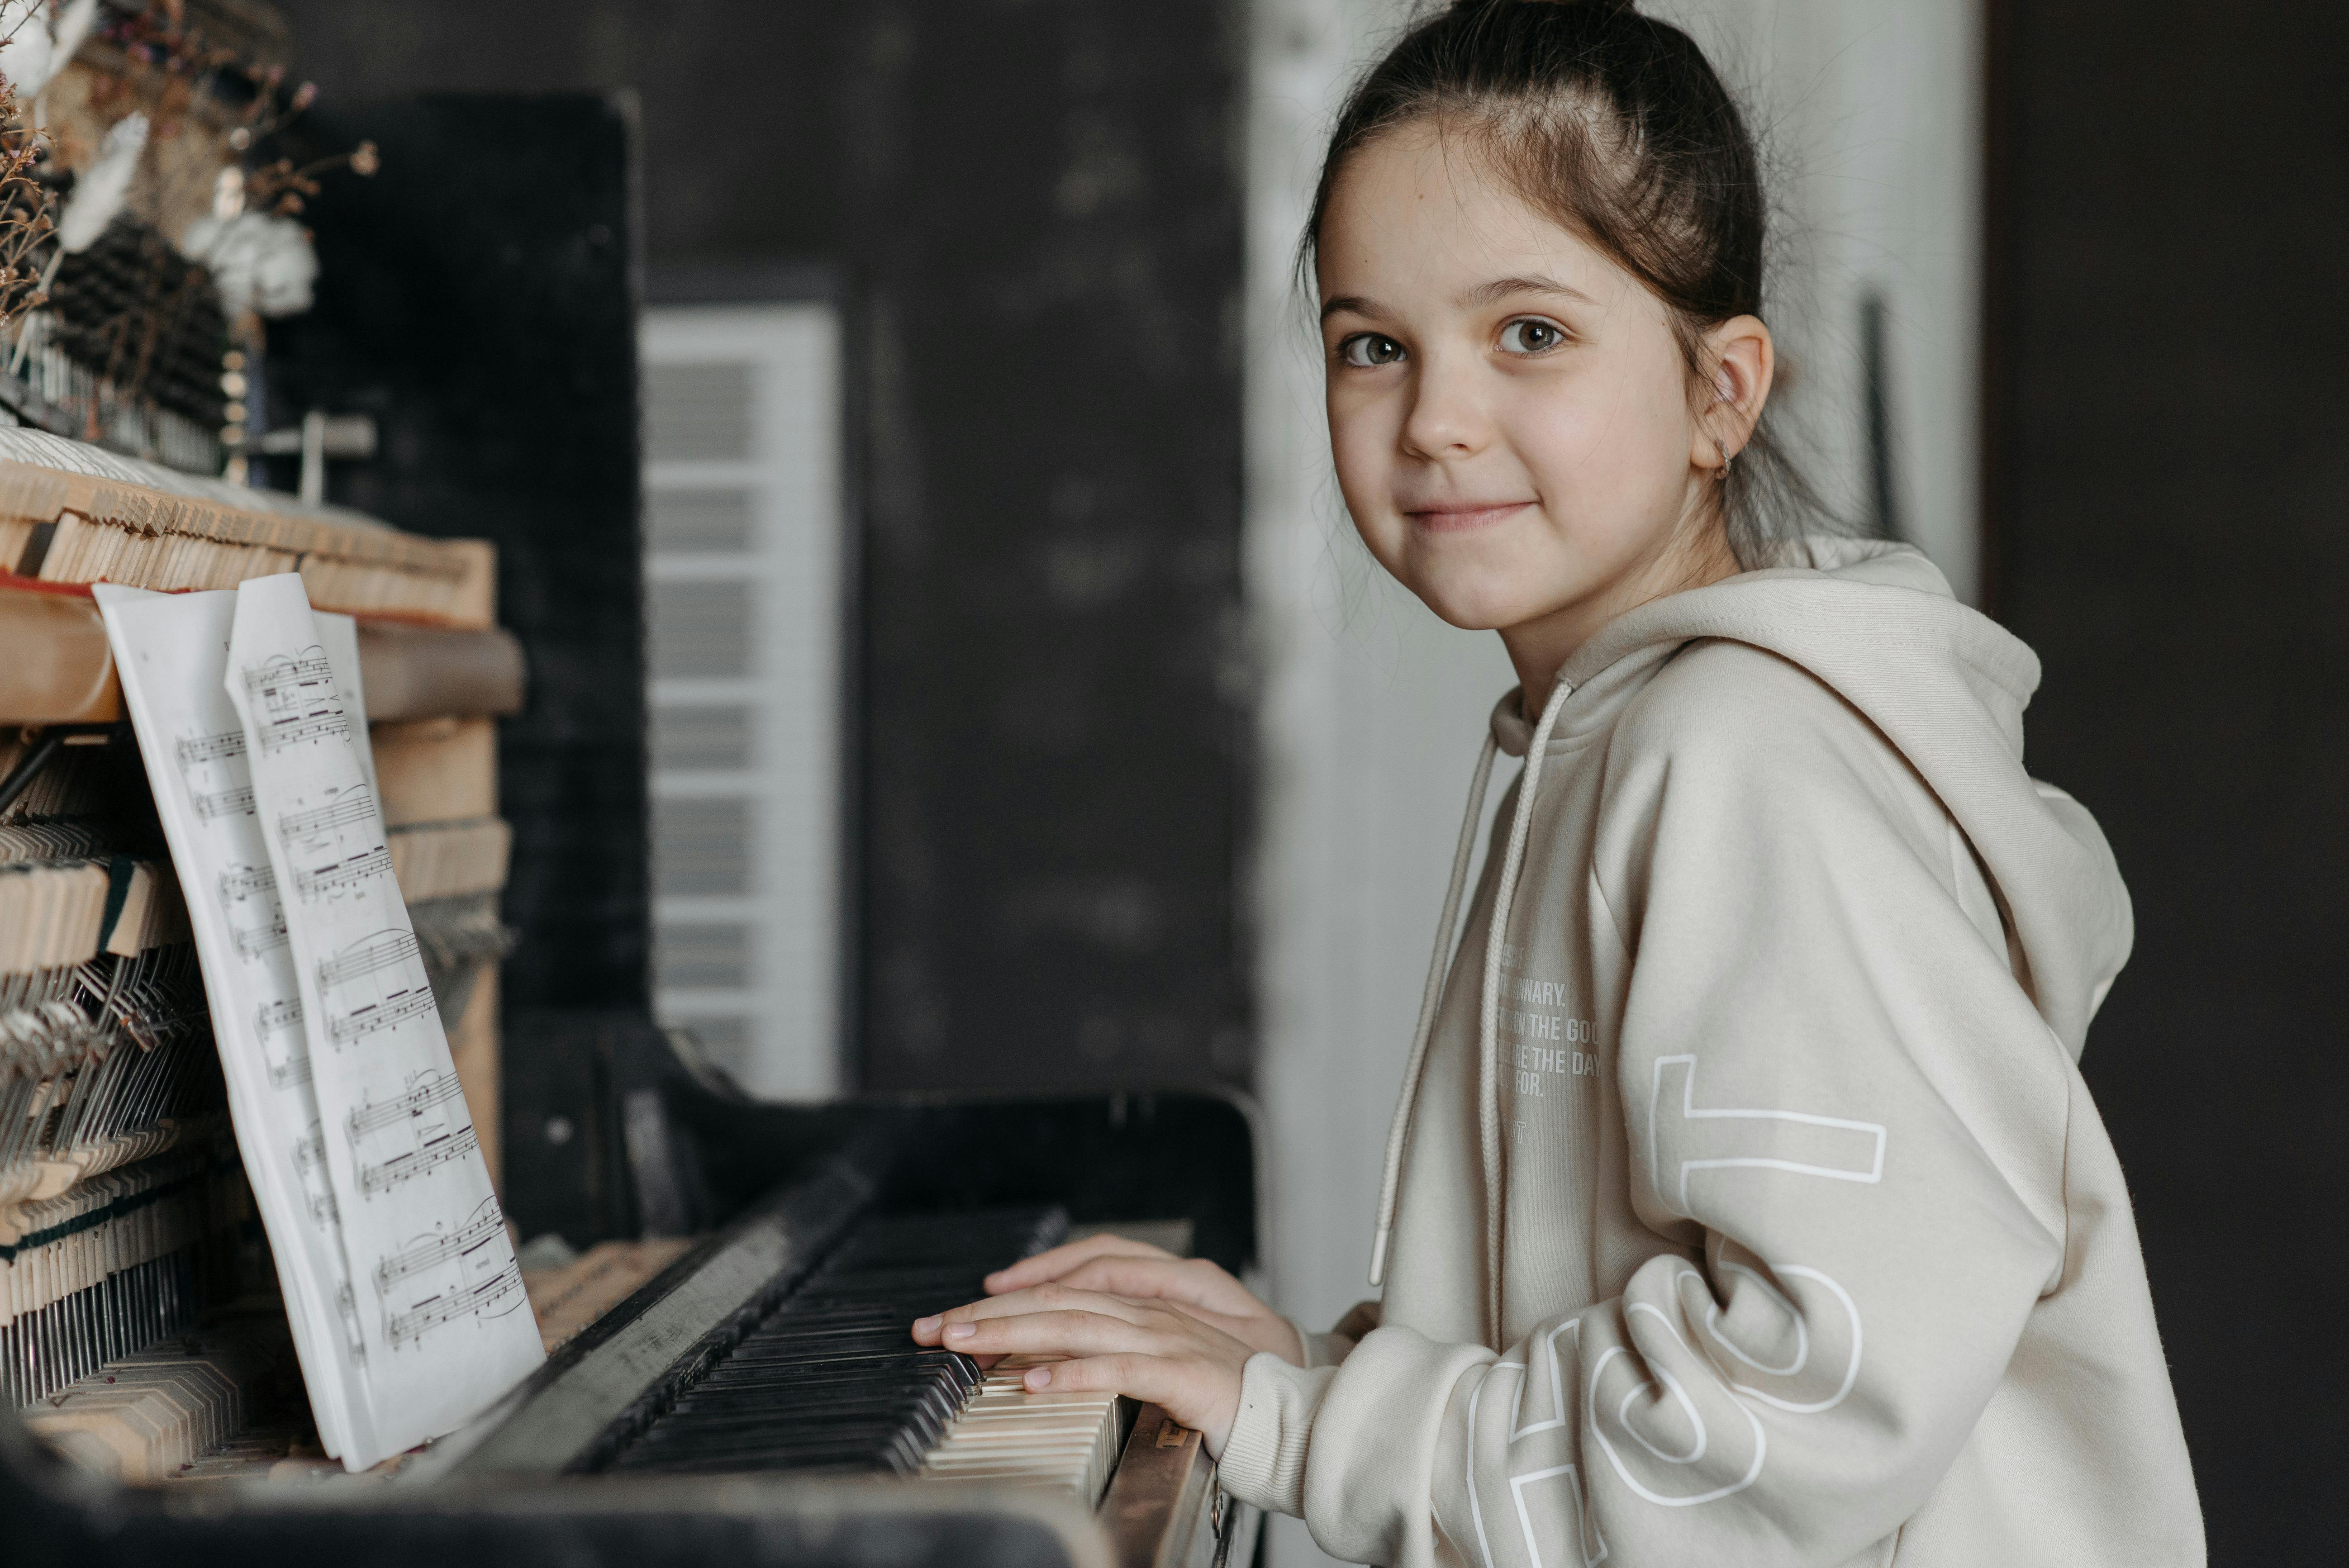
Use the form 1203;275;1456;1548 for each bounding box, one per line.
914;3;2202;1562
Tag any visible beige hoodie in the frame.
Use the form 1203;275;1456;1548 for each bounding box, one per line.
1219;542;2202;1567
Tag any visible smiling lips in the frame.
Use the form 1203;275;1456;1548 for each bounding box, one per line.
1403;500;1535;533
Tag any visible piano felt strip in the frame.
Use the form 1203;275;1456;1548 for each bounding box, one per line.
0;1165;209;1263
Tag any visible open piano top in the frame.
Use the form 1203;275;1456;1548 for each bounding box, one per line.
4;1015;1265;1568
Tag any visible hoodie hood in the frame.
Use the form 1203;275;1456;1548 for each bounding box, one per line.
1490;537;2129;1059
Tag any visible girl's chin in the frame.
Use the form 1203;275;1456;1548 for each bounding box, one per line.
1408;579;1555;633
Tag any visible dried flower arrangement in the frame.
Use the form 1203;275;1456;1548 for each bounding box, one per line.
0;0;375;476
0;10;60;332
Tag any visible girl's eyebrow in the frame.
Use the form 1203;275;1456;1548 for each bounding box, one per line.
1463;274;1598;308
1320;294;1382;323
1319;276;1598;324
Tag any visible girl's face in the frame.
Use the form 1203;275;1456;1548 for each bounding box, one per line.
1317;125;1768;673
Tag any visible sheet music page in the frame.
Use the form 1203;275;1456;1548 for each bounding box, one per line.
94;583;375;1465
224;573;543;1454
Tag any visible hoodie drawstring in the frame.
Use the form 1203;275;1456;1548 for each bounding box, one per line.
1369;732;1498;1291
1474;675;1575;1341
1368;675;1577;1348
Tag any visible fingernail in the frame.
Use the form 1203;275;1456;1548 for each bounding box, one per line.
946;1322;976;1340
913;1316;939;1336
1025;1366;1052;1389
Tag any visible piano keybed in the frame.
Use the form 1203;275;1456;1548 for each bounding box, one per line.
605;1206;1118;1493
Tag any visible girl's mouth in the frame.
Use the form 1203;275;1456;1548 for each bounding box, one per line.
1403;501;1534;534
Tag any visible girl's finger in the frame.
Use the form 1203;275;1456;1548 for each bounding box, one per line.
912;1282;1151;1343
985;1232;1174;1293
929;1307;1175;1360
1018;1351;1179;1403
1054;1255;1243;1311
1022;1353;1241;1454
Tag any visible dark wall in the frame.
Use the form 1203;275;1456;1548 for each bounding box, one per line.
1987;2;2349;1558
265;96;646;1019
274;2;1251;1093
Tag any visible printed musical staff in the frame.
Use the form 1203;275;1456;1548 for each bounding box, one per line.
291;844;391;900
262;711;351;749
279;790;376;841
242;651;351;752
346;1072;465;1141
326;987;437;1047
318;931;421;991
217;862;276;902
357;1123;480;1197
295;1129;340;1226
374;1207;507;1292
174;728;247;766
232;911;289;958
385;1259;525;1349
256;998;313;1088
192;785;255;821
242;651;335;694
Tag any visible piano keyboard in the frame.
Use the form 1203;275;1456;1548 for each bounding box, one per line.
602;1206;1128;1500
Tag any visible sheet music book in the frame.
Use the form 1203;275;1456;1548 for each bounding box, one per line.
97;575;542;1468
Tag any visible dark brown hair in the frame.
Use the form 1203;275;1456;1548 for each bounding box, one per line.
1306;0;1830;565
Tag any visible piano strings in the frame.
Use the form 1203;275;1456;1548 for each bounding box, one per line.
0;946;237;1409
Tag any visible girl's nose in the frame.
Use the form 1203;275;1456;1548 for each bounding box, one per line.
1398;354;1492;458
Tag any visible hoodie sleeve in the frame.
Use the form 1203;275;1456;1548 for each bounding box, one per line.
1224;648;2078;1566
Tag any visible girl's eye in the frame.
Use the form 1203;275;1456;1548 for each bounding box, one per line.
1339;333;1406;368
1498;318;1568;356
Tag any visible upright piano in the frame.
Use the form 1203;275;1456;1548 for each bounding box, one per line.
3;1012;1266;1568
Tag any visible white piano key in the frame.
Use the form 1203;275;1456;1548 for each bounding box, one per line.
922;1357;1125;1502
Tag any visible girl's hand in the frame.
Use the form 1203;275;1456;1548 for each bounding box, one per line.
985;1233;1307;1364
912;1284;1254;1454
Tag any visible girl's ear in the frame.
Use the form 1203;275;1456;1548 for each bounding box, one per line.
1693;314;1775;470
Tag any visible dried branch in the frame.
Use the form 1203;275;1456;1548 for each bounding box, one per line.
0;73;55;331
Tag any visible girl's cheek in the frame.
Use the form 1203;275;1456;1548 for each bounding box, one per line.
1507;391;1670;510
1327;427;1397;523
